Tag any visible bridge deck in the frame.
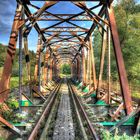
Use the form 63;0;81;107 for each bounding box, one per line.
53;83;75;140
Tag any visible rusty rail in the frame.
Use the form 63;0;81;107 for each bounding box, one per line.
27;82;61;140
68;80;100;140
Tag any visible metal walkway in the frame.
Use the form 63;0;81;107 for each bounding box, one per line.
53;84;75;140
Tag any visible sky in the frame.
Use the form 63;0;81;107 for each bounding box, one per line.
0;0;140;51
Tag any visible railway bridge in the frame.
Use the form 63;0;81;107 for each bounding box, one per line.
0;0;139;139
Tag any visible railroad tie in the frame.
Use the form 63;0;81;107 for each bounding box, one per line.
53;84;75;140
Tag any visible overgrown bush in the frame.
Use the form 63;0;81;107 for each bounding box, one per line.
101;129;140;140
6;97;19;110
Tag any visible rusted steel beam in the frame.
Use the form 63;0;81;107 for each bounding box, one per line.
108;5;133;115
34;35;42;82
39;4;101;31
37;18;93;21
74;2;109;25
107;27;111;104
110;103;124;121
24;36;31;82
0;4;23;102
19;13;24;107
71;46;82;56
82;47;86;84
89;47;92;89
85;48;88;85
70;32;88;48
34;32;58;82
43;27;88;29
49;58;53;81
30;1;57;23
0;116;21;136
77;56;81;81
20;2;57;59
68;83;100;140
87;47;90;85
72;5;106;62
28;83;61;140
109;107;140;132
30;3;88;31
41;13;88;16
97;25;107;98
90;36;97;90
44;30;88;32
48;35;86;46
45;32;86;37
44;48;50;85
73;2;108;32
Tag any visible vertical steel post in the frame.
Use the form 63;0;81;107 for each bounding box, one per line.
75;59;78;80
82;47;86;84
49;57;53;81
89;46;93;89
97;25;107;98
0;4;23;102
107;27;111;104
19;19;23;111
85;48;89;85
79;57;81;81
77;57;81;81
23;36;32;99
108;5;133;114
74;62;76;80
24;37;31;82
90;35;97;90
38;50;41;92
34;35;42;82
44;49;49;85
87;49;90;84
41;54;44;82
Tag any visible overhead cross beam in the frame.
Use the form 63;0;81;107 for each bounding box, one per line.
72;5;106;62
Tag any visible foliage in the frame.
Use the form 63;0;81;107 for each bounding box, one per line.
10;77;19;88
0;137;5;140
0;97;20;121
115;0;140;83
101;129;140;140
60;63;71;75
0;44;7;67
93;0;140;86
6;97;19;110
1;110;14;121
0;43;36;87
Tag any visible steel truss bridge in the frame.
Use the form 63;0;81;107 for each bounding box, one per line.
0;0;139;139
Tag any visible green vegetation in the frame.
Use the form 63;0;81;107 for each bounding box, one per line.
10;77;19;88
101;129;140;140
60;63;71;75
0;137;5;140
0;96;27;122
0;97;19;121
6;97;19;110
0;0;140;96
93;0;140;98
0;43;36;88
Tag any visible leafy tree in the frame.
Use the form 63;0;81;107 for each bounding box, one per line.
93;0;140;84
60;64;71;75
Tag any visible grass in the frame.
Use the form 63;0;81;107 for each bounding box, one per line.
132;92;140;99
60;73;71;78
0;137;5;140
10;76;29;89
101;130;140;140
10;77;19;88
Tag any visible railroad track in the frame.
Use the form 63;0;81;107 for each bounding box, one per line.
22;78;99;140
